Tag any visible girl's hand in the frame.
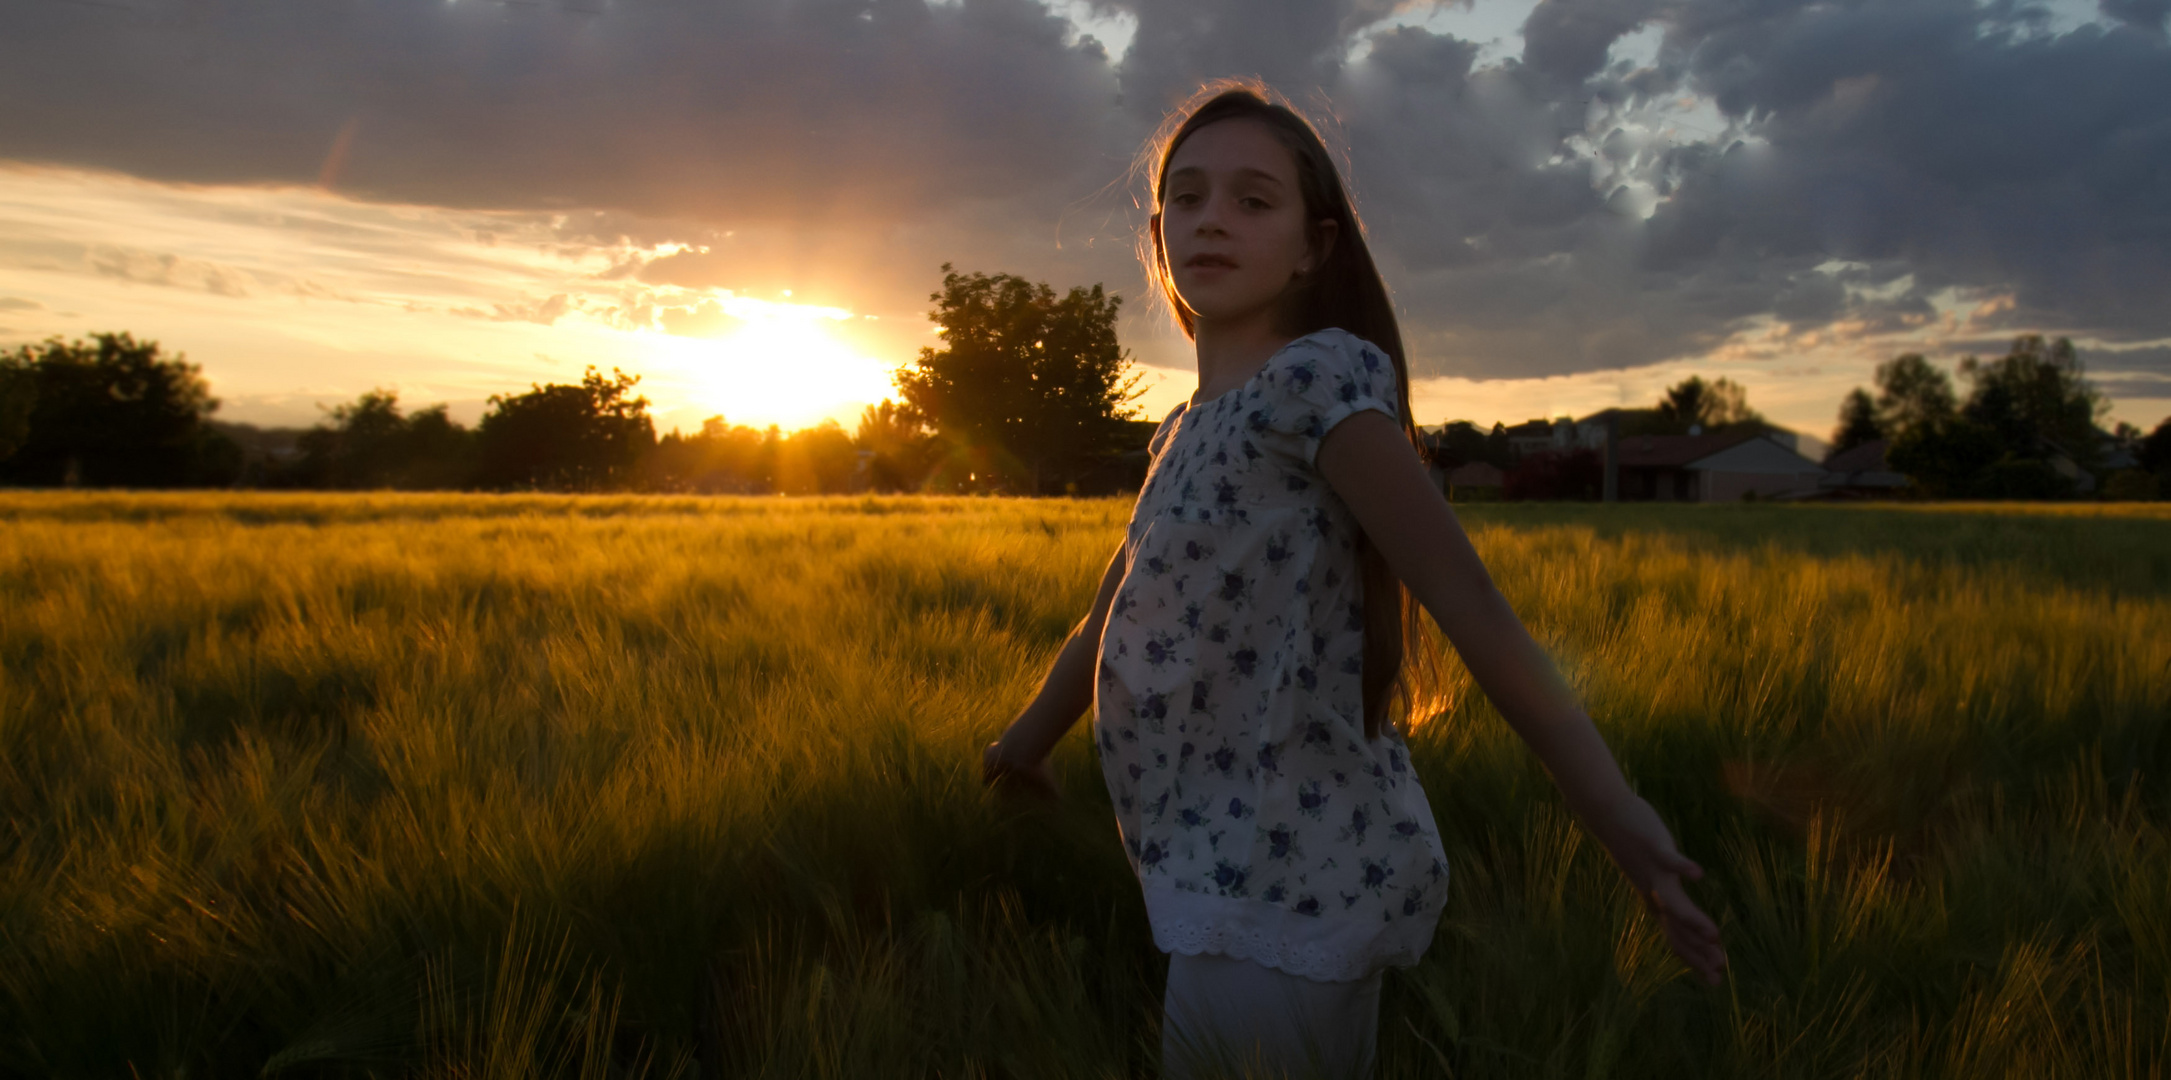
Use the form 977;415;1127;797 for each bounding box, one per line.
982;740;1061;802
1584;792;1728;985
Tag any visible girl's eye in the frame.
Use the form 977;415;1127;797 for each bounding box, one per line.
1241;197;1271;210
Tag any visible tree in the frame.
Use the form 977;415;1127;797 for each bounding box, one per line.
2142;417;2171;480
1430;419;1514;471
1956;335;2104;468
775;420;860;495
1831;387;1883;453
855;399;938;493
399;405;477;489
893;264;1145;494
0;332;237;487
1653;376;1760;434
1881;337;2109;499
0;356;32;464
641;416;775;493
1886;414;2004;498
1872;353;1956;441
291;389;475;489
474;366;655;490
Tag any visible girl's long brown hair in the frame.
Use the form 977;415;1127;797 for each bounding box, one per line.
1140;80;1434;742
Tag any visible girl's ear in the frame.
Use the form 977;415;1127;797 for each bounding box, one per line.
1309;217;1339;271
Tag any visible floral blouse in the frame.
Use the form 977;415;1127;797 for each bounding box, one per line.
1094;327;1450;983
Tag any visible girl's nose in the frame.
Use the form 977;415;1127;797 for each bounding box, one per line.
1193;198;1229;234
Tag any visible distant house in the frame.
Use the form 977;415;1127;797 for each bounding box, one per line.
1434;411;1843;502
2099;435;2140;473
1505;415;1610;459
1763;427;1832;463
2042;441;2099;495
1499;419;1550;459
1818;439;1909;497
1444;462;1504;501
1615;431;1827;502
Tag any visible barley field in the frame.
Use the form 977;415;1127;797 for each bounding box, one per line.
1;492;2166;1079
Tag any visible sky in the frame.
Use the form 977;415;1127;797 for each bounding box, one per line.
1;0;2167;441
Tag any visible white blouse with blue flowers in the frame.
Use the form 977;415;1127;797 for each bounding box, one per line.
1094;327;1451;983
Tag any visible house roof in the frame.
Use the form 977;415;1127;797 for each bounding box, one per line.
1575;407;1656;427
1693;436;1827;474
1822;438;1890;473
1447;462;1505;486
1614;431;1759;468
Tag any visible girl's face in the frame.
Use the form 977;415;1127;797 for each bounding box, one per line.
1156;117;1336;327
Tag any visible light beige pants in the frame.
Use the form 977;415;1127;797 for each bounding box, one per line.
1160;952;1383;1080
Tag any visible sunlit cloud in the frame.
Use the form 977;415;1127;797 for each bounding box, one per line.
0;164;920;431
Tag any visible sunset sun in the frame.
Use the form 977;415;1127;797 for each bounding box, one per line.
646;294;899;432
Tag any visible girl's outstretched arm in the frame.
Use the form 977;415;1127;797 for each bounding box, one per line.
1317;411;1728;985
982;541;1129;800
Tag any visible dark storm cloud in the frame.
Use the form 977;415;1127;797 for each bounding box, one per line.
2097;345;2171;377
1104;0;1402;116
2099;0;2169;32
1313;0;2171;377
0;0;1125;226
1644;0;2171;338
1521;0;1658;84
3;0;2167;385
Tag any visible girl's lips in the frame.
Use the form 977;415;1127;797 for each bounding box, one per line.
1185;255;1237;268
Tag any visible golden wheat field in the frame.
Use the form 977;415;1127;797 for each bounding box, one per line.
1;492;2167;1079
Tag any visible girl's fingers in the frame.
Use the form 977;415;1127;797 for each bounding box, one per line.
1648;874;1718;935
1649;875;1725;986
1656;897;1727;983
1659;917;1726;984
984;746;1061;802
1603;799;1725;983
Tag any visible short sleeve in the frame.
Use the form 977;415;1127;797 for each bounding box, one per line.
1259;330;1401;467
1146;403;1187;462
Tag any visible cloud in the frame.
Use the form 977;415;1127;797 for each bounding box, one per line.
1642;2;2171;340
0;0;1127;228
2100;0;2169;33
2;0;2167;407
87;245;258;297
2091;343;2171;377
1520;0;1656;84
472;293;573;326
656;298;743;337
1327;0;2171;379
0;296;43;311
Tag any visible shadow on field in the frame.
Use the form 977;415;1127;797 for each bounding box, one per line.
1454;502;2171;599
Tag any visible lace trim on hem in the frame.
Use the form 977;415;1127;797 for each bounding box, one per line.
1142;879;1441;984
1152;922;1421;984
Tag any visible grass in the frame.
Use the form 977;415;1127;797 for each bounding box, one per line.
0;492;2165;1079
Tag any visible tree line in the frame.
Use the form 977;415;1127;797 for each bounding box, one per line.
1829;335;2170;499
1418;341;2169;501
5;291;2166;500
0;266;1153;495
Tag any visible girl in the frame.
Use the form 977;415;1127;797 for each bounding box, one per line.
983;82;1726;1079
